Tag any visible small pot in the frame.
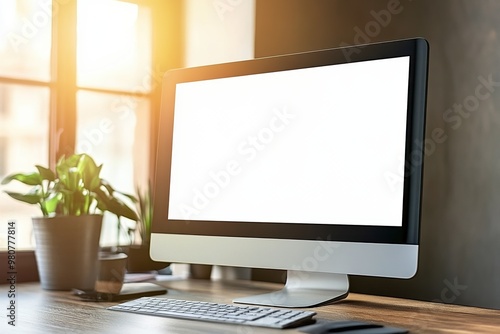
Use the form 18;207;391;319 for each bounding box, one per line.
125;244;170;273
190;264;213;280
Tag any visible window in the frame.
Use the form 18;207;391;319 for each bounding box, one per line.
76;0;152;245
0;0;51;249
0;0;183;250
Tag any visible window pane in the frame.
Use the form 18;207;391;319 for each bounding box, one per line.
0;0;52;81
76;90;150;246
77;0;152;91
0;84;50;249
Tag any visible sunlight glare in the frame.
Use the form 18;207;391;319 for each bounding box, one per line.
77;0;140;87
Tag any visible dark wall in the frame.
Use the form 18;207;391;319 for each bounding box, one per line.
255;0;500;309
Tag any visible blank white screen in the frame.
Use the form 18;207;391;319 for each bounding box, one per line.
168;56;410;227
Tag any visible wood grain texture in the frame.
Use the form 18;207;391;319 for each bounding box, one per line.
1;279;499;333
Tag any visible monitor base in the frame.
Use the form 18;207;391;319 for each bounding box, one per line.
233;270;349;308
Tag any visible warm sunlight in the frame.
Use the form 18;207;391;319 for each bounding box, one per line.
77;0;150;91
76;0;152;246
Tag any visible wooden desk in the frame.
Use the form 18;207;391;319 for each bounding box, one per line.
2;279;500;333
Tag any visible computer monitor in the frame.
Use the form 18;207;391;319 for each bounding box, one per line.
151;38;429;308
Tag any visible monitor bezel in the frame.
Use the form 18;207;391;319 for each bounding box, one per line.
152;38;428;246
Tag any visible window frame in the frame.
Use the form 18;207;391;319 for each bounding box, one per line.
0;0;184;281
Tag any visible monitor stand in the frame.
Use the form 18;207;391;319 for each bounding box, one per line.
233;270;349;308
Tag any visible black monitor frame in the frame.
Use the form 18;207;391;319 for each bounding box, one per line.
152;38;429;247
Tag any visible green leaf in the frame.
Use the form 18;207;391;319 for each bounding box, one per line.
119;202;139;221
96;199;108;213
42;193;60;214
94;187;138;220
67;168;82;190
4;191;42;204
56;154;81;185
80;154;100;174
111;198;139;221
4;153;140;220
88;165;102;191
65;154;82;168
1;172;42;186
101;180;115;195
56;159;69;186
94;187;111;211
119;190;138;203
35;165;55;182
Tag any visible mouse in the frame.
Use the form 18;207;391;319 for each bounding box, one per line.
299;320;408;334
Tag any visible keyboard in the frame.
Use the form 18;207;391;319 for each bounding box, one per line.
108;297;316;329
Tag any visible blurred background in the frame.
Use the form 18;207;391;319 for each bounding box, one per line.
0;0;499;310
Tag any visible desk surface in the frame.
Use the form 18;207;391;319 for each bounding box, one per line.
2;279;500;333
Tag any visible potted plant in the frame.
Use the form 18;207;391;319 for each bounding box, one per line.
125;183;169;273
1;153;138;290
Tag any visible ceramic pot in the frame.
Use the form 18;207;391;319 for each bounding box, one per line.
32;215;102;290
